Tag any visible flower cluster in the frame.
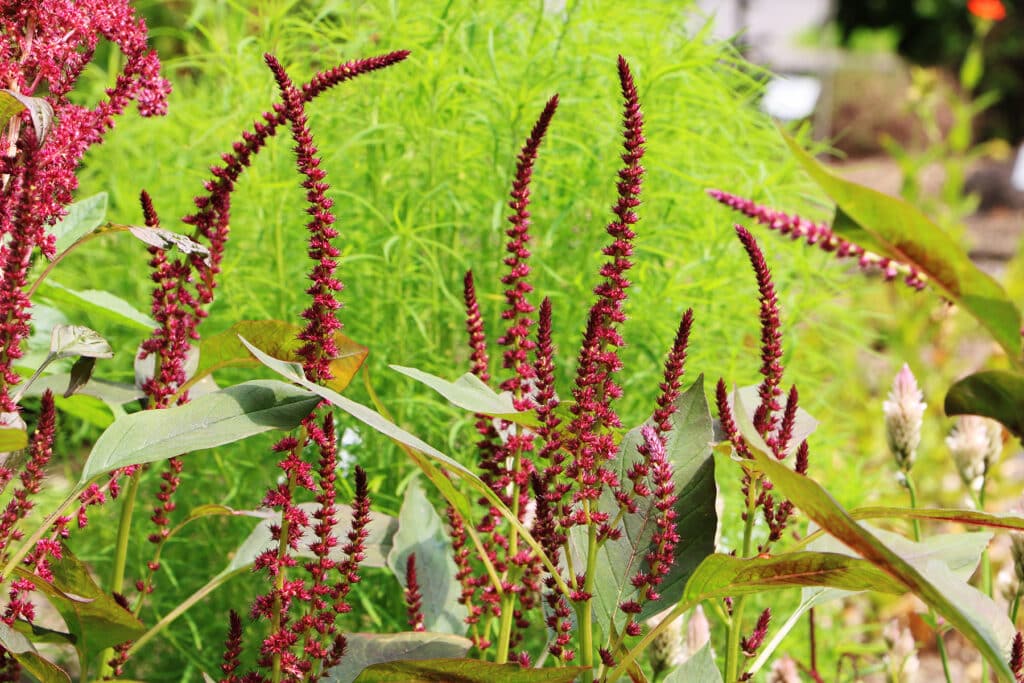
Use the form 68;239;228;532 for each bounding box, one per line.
707;190;927;291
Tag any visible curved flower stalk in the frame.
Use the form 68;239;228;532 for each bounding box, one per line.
707;189;927;291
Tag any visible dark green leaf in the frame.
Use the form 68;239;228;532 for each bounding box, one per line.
586;377;717;631
65;357;97;398
664;644;722;683
387;477;467;634
749;448;1015;680
17;544;143;663
353;658;586;683
80;380;319;483
945;370;1024;438
0;622;69;683
52;193;108;253
326;632;472;683
781;129;1022;359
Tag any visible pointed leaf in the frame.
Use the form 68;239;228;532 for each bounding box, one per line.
38;280;156;331
664;644;722;683
49;325;113;359
852;506;1024;532
195;320;366;392
52;193;108;253
748;447;1015;680
389;365;529;424
945;370;1024;438
781;129;1022;359
0;91;26;128
0;622;69;683
16;545;143;662
683;551;904;603
65;357;97;398
586;376;717;631
326;632;472;683
353;658;585;683
2;90;53;143
80;380;319;483
387;477;467;634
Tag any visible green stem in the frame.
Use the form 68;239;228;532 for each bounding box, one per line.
606;598;695;682
579;502;597;683
97;472;141;678
495;594;515;664
724;473;758;682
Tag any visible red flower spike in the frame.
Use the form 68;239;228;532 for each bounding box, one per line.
740;607;771;657
734;225;785;438
1010;631;1024;682
715;378;751;459
708;190;926;290
771;385;799;459
653;308;694;435
404;553;425;632
463;270;490;383
0;391;54;564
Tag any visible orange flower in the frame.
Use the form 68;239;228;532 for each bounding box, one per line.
969;0;1007;21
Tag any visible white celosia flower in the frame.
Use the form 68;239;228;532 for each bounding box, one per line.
947;415;1003;493
883;364;926;471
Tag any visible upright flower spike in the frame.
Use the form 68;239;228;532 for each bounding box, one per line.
404;553;425;632
565;55;645;518
463;270;490;382
497;94;558;400
947;414;1003;494
265;53;344;384
883;364;926;472
653;308;694;435
708;190;926;291
734;225;784;438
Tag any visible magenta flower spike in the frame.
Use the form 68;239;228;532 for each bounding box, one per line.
653;309;694;436
404;553;426;632
463;270;491;383
708;189;927;291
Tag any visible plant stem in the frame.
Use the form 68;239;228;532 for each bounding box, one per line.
724;472;759;682
98;471;141;678
578;501;597;683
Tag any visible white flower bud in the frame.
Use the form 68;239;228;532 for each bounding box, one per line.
947;415;1002;492
883;364;925;471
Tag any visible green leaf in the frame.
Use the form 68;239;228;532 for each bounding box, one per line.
52;193;108;253
748;448;1016;680
17;544;144;665
683;551;904;602
37;280;156;331
585;376;717;631
0;426;27;451
0;622;69;683
225;502;398;575
780;129;1023;360
353;658;586;683
664;644;722;683
1;90;53;142
389;365;531;424
326;632;472;683
0;90;26;128
387;477;467;634
21;374;143;405
945;370;1024;438
49;324;113;360
79;380;319;483
852;506;1024;531
127;225;210;259
194;320;367;393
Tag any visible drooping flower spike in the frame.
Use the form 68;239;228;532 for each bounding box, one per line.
708;189;927;291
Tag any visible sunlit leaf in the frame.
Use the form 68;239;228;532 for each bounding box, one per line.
387;477;467;634
21;374;143;405
49;325;113;359
191;320;367;393
79;380;319;483
1;89;53;143
389;365;529;424
37;280;156;331
127;225;210;260
733;384;817;456
781;129;1022;359
0;90;25;128
749;448;1015;680
0;426;27;451
52;193;108;252
945;369;1024;438
852;506;1024;532
326;632;472;683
